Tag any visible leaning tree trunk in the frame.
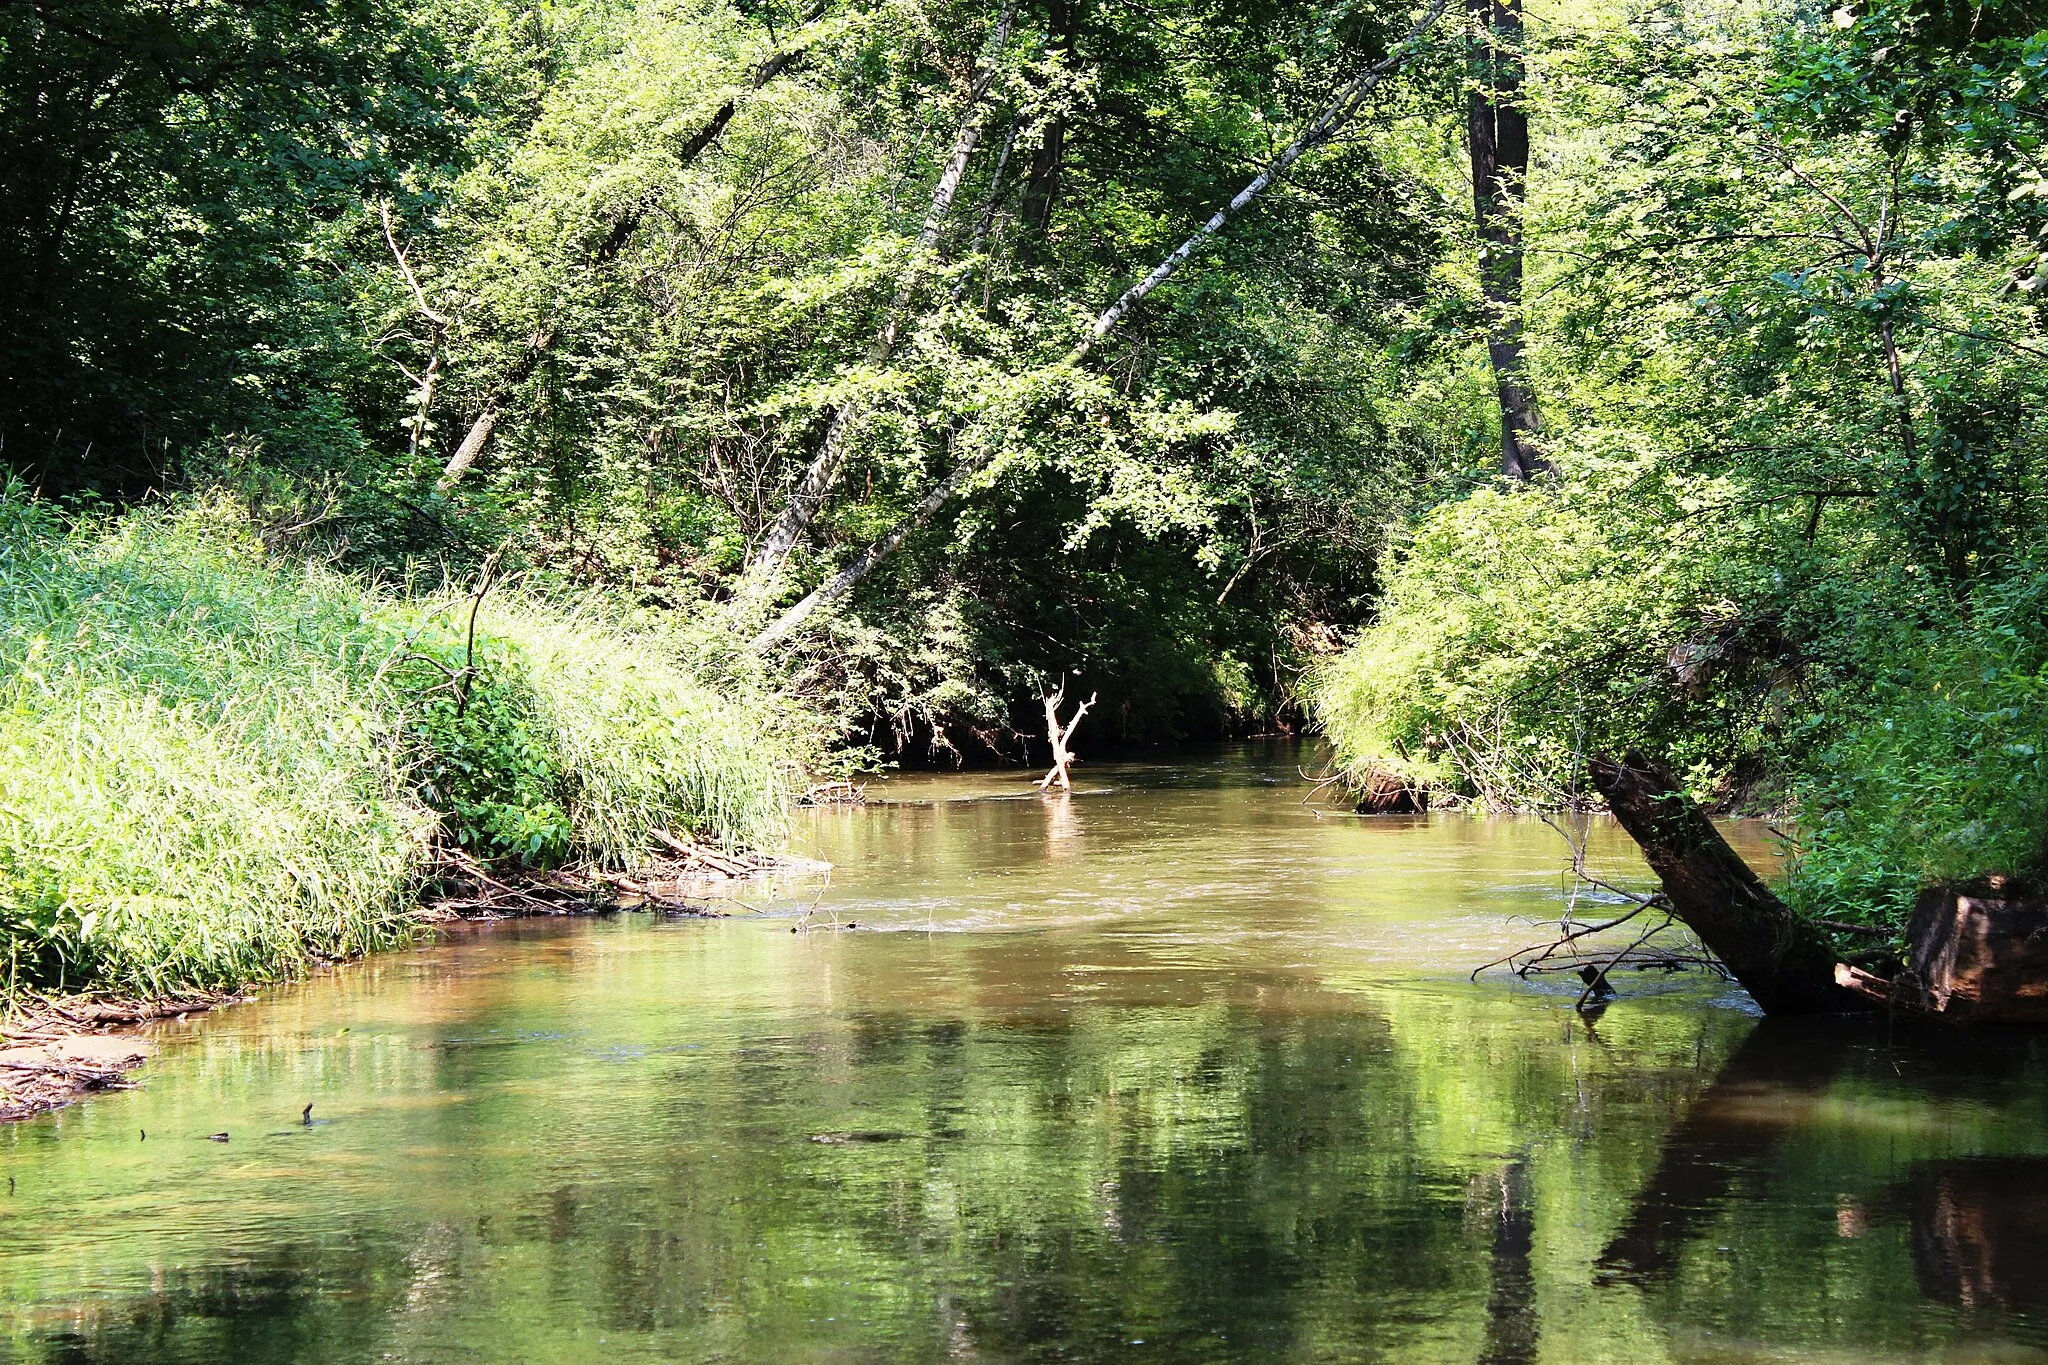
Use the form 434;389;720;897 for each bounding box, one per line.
437;35;814;494
1587;751;1864;1015
1467;0;1542;481
744;0;1021;585
747;0;1452;649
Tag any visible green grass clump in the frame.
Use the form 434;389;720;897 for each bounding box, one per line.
0;492;801;997
475;603;789;862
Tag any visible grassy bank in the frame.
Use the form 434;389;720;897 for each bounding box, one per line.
0;494;808;998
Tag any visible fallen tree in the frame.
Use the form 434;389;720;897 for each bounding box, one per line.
1586;750;1865;1015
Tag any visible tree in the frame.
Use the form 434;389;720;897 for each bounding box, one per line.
1466;0;1541;480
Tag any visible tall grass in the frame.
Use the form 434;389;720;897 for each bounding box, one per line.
484;603;789;861
0;493;802;997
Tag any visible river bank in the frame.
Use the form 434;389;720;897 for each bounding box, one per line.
0;836;844;1121
0;494;821;1091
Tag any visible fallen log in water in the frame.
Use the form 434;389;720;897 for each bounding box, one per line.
1587;751;1865;1015
1833;879;2048;1026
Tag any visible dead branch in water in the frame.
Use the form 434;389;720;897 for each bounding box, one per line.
0;992;242;1121
419;836;829;920
1037;680;1096;792
1462;731;1731;1008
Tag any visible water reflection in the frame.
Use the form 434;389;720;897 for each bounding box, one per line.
0;744;2044;1363
1596;1020;1867;1286
1476;1158;1537;1365
1901;1158;2048;1318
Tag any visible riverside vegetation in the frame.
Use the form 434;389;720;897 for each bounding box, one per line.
0;0;2043;1002
0;494;806;998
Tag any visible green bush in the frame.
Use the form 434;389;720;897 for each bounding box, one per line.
0;492;801;996
1312;463;1760;807
1782;563;2048;926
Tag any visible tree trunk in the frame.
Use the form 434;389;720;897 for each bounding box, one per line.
1467;0;1542;481
436;37;813;494
1019;0;1078;234
749;438;982;649
1587;751;1864;1015
436;327;551;493
744;0;1021;583
1834;880;2048;1025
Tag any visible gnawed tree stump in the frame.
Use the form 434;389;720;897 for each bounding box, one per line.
1834;880;2048;1025
1588;750;1864;1015
1354;766;1429;814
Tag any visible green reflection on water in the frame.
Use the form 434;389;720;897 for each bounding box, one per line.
2;744;2045;1363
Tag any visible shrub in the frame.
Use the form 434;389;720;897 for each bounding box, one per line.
1312;467;1755;807
1782;561;2048;926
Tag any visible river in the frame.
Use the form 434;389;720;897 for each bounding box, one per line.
3;743;2046;1362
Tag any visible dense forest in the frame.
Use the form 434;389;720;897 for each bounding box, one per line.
0;0;2043;991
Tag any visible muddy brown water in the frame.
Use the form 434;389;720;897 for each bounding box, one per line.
3;742;2046;1363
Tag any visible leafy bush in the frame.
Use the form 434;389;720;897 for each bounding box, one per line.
1783;562;2048;926
1314;457;2048;930
1313;460;1771;807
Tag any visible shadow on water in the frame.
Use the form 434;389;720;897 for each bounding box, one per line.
1594;1016;2048;1356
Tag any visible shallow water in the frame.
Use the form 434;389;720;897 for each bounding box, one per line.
4;743;2047;1363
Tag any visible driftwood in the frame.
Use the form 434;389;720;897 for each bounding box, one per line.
1587;751;1863;1015
0;993;240;1121
1833;879;2048;1025
420;833;828;920
1036;682;1096;792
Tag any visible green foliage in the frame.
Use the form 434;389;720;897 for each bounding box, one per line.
407;646;575;865
0;496;431;994
474;598;797;862
12;0;2046;934
0;492;799;996
1315;0;2048;929
1314;457;1776;806
1784;561;2048;925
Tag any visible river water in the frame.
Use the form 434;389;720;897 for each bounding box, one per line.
3;744;2047;1363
